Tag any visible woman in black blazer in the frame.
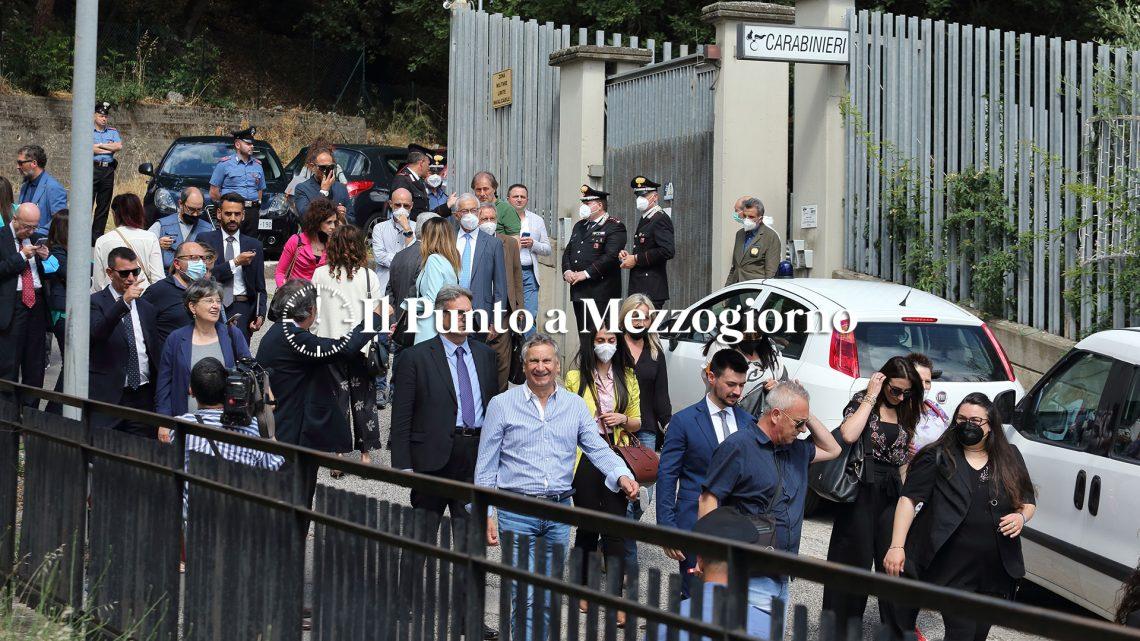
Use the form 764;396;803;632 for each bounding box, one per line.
883;392;1036;641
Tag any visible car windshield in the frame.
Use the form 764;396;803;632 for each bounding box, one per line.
854;322;1004;382
285;147;370;178
158;142;282;181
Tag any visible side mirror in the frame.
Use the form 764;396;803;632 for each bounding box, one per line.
667;334;679;351
138;162;154;176
994;389;1016;425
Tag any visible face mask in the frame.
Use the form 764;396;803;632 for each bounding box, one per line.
478;221;497;236
593;342;617;363
180;213;199;225
741;218;758;232
460;213;479;232
635;196;649;212
763;215;774;227
182;259;207;281
578;204;593;219
954;420;986;447
391;206;409;219
426;174;443;188
731;212;743;224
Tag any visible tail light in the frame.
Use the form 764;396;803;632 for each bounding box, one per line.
346;180;374;199
901;316;938;323
829;319;859;378
981;323;1016;382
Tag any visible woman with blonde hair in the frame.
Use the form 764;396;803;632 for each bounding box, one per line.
411;216;460;343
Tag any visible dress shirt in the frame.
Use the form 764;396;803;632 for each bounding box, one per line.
181;409;283;470
440;336;484;428
705;395;738;443
518;211;537;266
594;367;616;435
475;384;633;496
109;285;150;386
225;231;247;296
10;224;41;290
371;217;412;294
456;228;478;257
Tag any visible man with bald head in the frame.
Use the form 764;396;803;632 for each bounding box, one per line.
372;188;417;296
141;239;212;347
0;203;51;399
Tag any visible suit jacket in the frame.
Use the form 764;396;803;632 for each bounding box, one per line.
497;233;524;313
561;215;627;302
386;240;421;304
391;168;450;220
450;224;507;318
18;172;68;234
198;230;269;318
656;399;755;531
89;288;161;413
628;208;675;302
293;176;355;221
256;319;380;451
154;321;250;417
0;225;50;331
725;225;782;285
390;336;498;472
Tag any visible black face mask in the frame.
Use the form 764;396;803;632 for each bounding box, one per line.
954;420;986;447
180;213;199;225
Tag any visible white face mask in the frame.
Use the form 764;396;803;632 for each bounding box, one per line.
578;204;593;219
763;215;774;227
460;213;479;232
635;196;649;212
425;174;443;188
478;221;497;236
391;206;409;219
741;218;758;232
593;342;617;363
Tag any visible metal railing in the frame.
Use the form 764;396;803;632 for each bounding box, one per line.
1;380;1137;640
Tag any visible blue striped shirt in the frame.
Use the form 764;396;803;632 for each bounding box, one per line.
475;385;633;496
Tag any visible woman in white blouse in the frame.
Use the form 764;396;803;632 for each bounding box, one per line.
92;194;164;292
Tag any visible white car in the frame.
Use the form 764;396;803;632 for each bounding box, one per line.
662;278;1025;429
1005;328;1140;619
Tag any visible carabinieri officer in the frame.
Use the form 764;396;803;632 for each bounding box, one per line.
92;101;122;238
562;184;627;333
619;175;675;308
209;127;265;237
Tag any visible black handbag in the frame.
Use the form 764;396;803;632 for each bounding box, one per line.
363;270;389;376
507;332;525;385
808;426;873;503
745;457;783;549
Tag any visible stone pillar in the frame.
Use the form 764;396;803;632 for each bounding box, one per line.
792;0;853;277
702;2;795;290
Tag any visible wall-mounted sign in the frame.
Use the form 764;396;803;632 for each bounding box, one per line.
800;204;818;229
737;25;849;65
663;182;674;202
492;69;513;108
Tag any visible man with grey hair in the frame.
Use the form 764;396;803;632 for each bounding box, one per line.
148;186;212;269
450;193;507;344
725;195;782;284
698;380;841;621
391;149;456;219
476;333;639;641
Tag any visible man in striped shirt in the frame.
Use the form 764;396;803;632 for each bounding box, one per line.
475;333;639;641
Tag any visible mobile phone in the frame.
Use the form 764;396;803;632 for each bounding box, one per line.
521;232;531;238
34;239;47;247
226;313;243;326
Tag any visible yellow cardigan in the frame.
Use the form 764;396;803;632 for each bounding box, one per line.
564;368;641;470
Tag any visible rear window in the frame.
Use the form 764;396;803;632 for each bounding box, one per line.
159;142;282;181
284;148;370;178
853;322;1004;382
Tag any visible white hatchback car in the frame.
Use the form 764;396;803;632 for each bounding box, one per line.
1005;328;1140;619
662;278;1025;429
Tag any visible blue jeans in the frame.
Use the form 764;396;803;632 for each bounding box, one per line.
497;502;571;641
622;430;656;572
748;575;790;636
521;267;539;339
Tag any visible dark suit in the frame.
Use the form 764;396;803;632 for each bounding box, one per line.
448;223;508;330
390;336;497;517
0;225;50;401
390;168;450;220
154;322;250;417
89;287;161;435
560;215;627;332
386;241;421;304
627;207;675;305
656;398;754;595
199;230;268;341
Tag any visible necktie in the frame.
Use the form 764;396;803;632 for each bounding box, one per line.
222;236;236;306
455;345;476;428
718;409;731;442
123;306;142;389
459;233;473;289
20;260;35;308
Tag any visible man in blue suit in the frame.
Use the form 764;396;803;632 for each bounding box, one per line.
656;348;753;597
16;145;68;235
198;193;268;342
451;194;507;342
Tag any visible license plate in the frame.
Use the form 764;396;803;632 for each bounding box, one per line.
258;219;273;230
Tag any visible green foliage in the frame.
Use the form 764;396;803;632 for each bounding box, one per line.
0;22;74;95
1095;2;1140;49
367;99;445;145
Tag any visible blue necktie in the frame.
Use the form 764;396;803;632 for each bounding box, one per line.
459;233;473;288
123;307;142;389
455;345;476;428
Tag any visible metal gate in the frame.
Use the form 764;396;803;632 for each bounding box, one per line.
603;55;716;308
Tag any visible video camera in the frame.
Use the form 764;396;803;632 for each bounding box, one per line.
222;357;274;437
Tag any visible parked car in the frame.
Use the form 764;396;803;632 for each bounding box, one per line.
1005;328;1140;619
283;144;409;238
138;136;292;257
662;278;1025;430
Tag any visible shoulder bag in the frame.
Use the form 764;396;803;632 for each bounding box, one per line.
808;423;874;503
282;234;303;280
745;455;784;549
114;228;159;286
362;269;389;377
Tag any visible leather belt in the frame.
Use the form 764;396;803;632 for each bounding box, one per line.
231;295;251;302
94;161;113;168
455;427;481;437
506;488;575;502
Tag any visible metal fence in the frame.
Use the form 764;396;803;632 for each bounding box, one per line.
845;10;1140;339
604;55;717;308
3;381;1139;640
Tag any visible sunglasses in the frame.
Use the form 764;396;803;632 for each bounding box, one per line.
317;164;337;173
887;383;913;398
782;411;809;429
114;267;141;278
16;159;33;166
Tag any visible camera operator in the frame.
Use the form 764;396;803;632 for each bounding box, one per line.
177;357;283;470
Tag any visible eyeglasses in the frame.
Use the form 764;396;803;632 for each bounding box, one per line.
181;206;204;215
887;383;913;398
955;416;989;427
176;254;206;261
114;267;141;278
196;296;222;306
13;222;37;231
456;207;479;215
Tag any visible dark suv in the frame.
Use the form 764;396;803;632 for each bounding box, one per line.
138;136;293;256
283;144;409;238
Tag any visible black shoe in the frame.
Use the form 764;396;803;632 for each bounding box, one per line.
483;625;499;640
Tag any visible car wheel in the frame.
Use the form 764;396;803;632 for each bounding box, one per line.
363;212;388;243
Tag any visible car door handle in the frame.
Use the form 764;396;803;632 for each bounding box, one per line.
1088;475;1101;516
1073;470;1086;510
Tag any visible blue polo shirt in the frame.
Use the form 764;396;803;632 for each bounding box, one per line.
94;127;121;162
209;154;265;201
702;425;815;555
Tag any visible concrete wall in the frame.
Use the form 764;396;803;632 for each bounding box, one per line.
0;95;367;195
833;269;1075;389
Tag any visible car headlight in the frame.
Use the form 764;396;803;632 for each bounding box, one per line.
260;192;288;216
154;188;179;215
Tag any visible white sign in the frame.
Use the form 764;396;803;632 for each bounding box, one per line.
663;182;675;202
738;25;849;65
258;218;274;230
800;204;818;229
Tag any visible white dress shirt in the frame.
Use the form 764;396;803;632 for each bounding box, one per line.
109;285;150;386
224;231;247;296
10;224;41;291
705;394;737;444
